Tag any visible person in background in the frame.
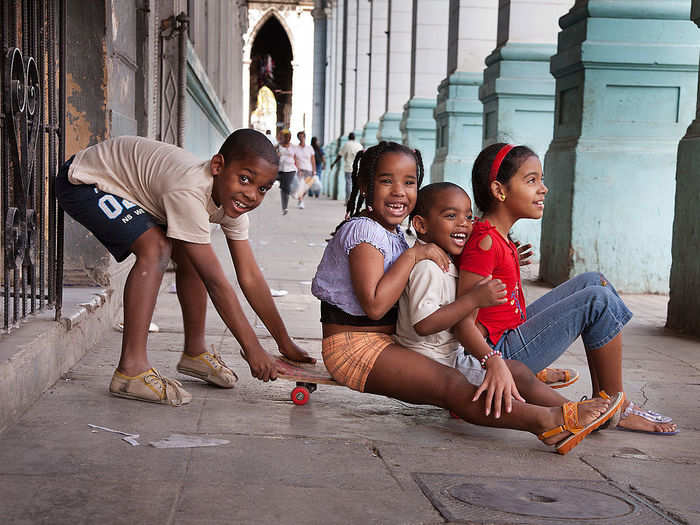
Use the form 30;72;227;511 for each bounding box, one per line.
276;129;296;215
331;132;363;209
293;131;315;209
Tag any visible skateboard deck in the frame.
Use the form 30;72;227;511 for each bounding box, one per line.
274;356;340;405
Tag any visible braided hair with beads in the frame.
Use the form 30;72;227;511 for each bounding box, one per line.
335;141;425;233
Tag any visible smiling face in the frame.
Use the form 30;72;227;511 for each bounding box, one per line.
210;153;278;218
412;188;473;257
365;151;418;231
501;155;547;220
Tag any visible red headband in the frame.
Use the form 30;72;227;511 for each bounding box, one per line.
489;144;515;183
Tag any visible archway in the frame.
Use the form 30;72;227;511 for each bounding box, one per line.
249;15;293;134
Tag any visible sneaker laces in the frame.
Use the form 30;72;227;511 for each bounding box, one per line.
146;369;186;406
209;346;238;381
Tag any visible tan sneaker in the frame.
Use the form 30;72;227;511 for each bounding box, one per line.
109;368;192;406
176;346;238;388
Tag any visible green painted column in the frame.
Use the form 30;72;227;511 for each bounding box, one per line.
540;0;700;292
400;0;449;181
479;0;570;258
668;1;700;336
431;0;498;187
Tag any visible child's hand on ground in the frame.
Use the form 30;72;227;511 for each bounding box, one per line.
472;356;525;418
240;346;281;382
514;241;533;266
411;242;450;272
472;275;507;307
279;339;316;364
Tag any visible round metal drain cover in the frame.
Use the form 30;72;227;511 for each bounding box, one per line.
448;479;635;520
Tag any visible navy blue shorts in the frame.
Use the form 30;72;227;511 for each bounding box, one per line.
56;157;161;262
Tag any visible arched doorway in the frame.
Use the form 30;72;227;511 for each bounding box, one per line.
249;16;293;135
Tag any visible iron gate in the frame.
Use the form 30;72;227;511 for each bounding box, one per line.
1;0;65;332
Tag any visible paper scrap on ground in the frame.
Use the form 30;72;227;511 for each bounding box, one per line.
299;281;312;285
88;424;140;446
270;289;288;297
116;322;159;333
149;434;230;449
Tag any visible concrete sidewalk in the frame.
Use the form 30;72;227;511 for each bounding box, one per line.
0;187;699;524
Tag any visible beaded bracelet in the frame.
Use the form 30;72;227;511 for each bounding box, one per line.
480;350;502;369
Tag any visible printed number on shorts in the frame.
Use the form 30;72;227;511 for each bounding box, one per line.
98;195;137;219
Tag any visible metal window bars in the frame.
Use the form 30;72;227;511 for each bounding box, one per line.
1;0;65;332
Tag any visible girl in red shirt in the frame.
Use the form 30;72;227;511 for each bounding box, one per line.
456;143;677;436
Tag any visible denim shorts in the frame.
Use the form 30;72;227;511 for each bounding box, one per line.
489;272;633;373
56;157;160;262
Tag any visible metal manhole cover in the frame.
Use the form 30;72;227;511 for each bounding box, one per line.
413;473;679;524
449;481;632;520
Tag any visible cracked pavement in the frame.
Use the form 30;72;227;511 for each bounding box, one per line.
0;187;698;524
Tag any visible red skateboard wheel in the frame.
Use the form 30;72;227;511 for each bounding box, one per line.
291;386;310;405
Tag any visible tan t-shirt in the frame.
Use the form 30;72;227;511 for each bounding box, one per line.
68;136;248;244
394;258;461;366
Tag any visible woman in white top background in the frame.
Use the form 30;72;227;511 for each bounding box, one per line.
276;129;297;215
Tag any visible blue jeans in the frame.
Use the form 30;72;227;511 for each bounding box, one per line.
490;272;633;373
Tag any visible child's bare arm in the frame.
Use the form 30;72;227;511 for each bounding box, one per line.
176;240;280;381
227;238;315;363
349;242;450;320
414;276;506;336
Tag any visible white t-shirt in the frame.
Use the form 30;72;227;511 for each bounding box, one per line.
338;140;363;173
277;144;297;172
395;258;461;366
68;136;249;244
294;144;315;172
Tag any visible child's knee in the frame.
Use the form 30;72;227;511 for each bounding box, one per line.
577;271;609;287
137;235;172;272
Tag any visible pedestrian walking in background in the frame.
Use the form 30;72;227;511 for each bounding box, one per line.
293;131;315;209
331;132;363;208
276;129;296;215
310;136;325;198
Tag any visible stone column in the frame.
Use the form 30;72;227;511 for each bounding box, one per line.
353;0;371;138
431;0;498;186
312;1;328;142
377;0;412;143
363;0;388;146
479;0;569;257
668;1;700;336
400;0;449;180
540;0;700;292
342;1;358;137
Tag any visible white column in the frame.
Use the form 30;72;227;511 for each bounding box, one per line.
343;2;357;135
354;0;371;135
377;0;412;142
400;0;449;179
431;0;497;185
362;0;388;146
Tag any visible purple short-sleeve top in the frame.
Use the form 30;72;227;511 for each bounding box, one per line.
311;217;409;316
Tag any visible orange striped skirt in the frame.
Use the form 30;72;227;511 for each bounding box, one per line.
321;332;394;392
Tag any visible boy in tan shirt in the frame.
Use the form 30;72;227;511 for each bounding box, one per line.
57;129;313;405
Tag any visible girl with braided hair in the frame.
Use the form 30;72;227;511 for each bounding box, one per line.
311;141;619;454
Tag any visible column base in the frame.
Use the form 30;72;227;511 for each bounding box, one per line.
667;130;700;335
430;72;483;190
362;121;379;147
377;112;403;143
400;97;437;184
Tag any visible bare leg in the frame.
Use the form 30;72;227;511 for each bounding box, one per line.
117;227;171;376
507;360;567;407
171;242;208;357
364;344;608;445
587;334;676;433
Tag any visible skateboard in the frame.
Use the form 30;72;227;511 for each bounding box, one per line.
274;356;339;405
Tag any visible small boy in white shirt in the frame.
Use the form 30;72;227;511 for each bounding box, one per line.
394;182;504;385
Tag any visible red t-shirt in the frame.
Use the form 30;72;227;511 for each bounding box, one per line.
458;219;526;344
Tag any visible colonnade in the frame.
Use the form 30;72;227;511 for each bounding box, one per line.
313;0;700;334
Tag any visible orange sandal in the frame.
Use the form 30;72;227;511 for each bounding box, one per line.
536;367;580;389
538;391;624;455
